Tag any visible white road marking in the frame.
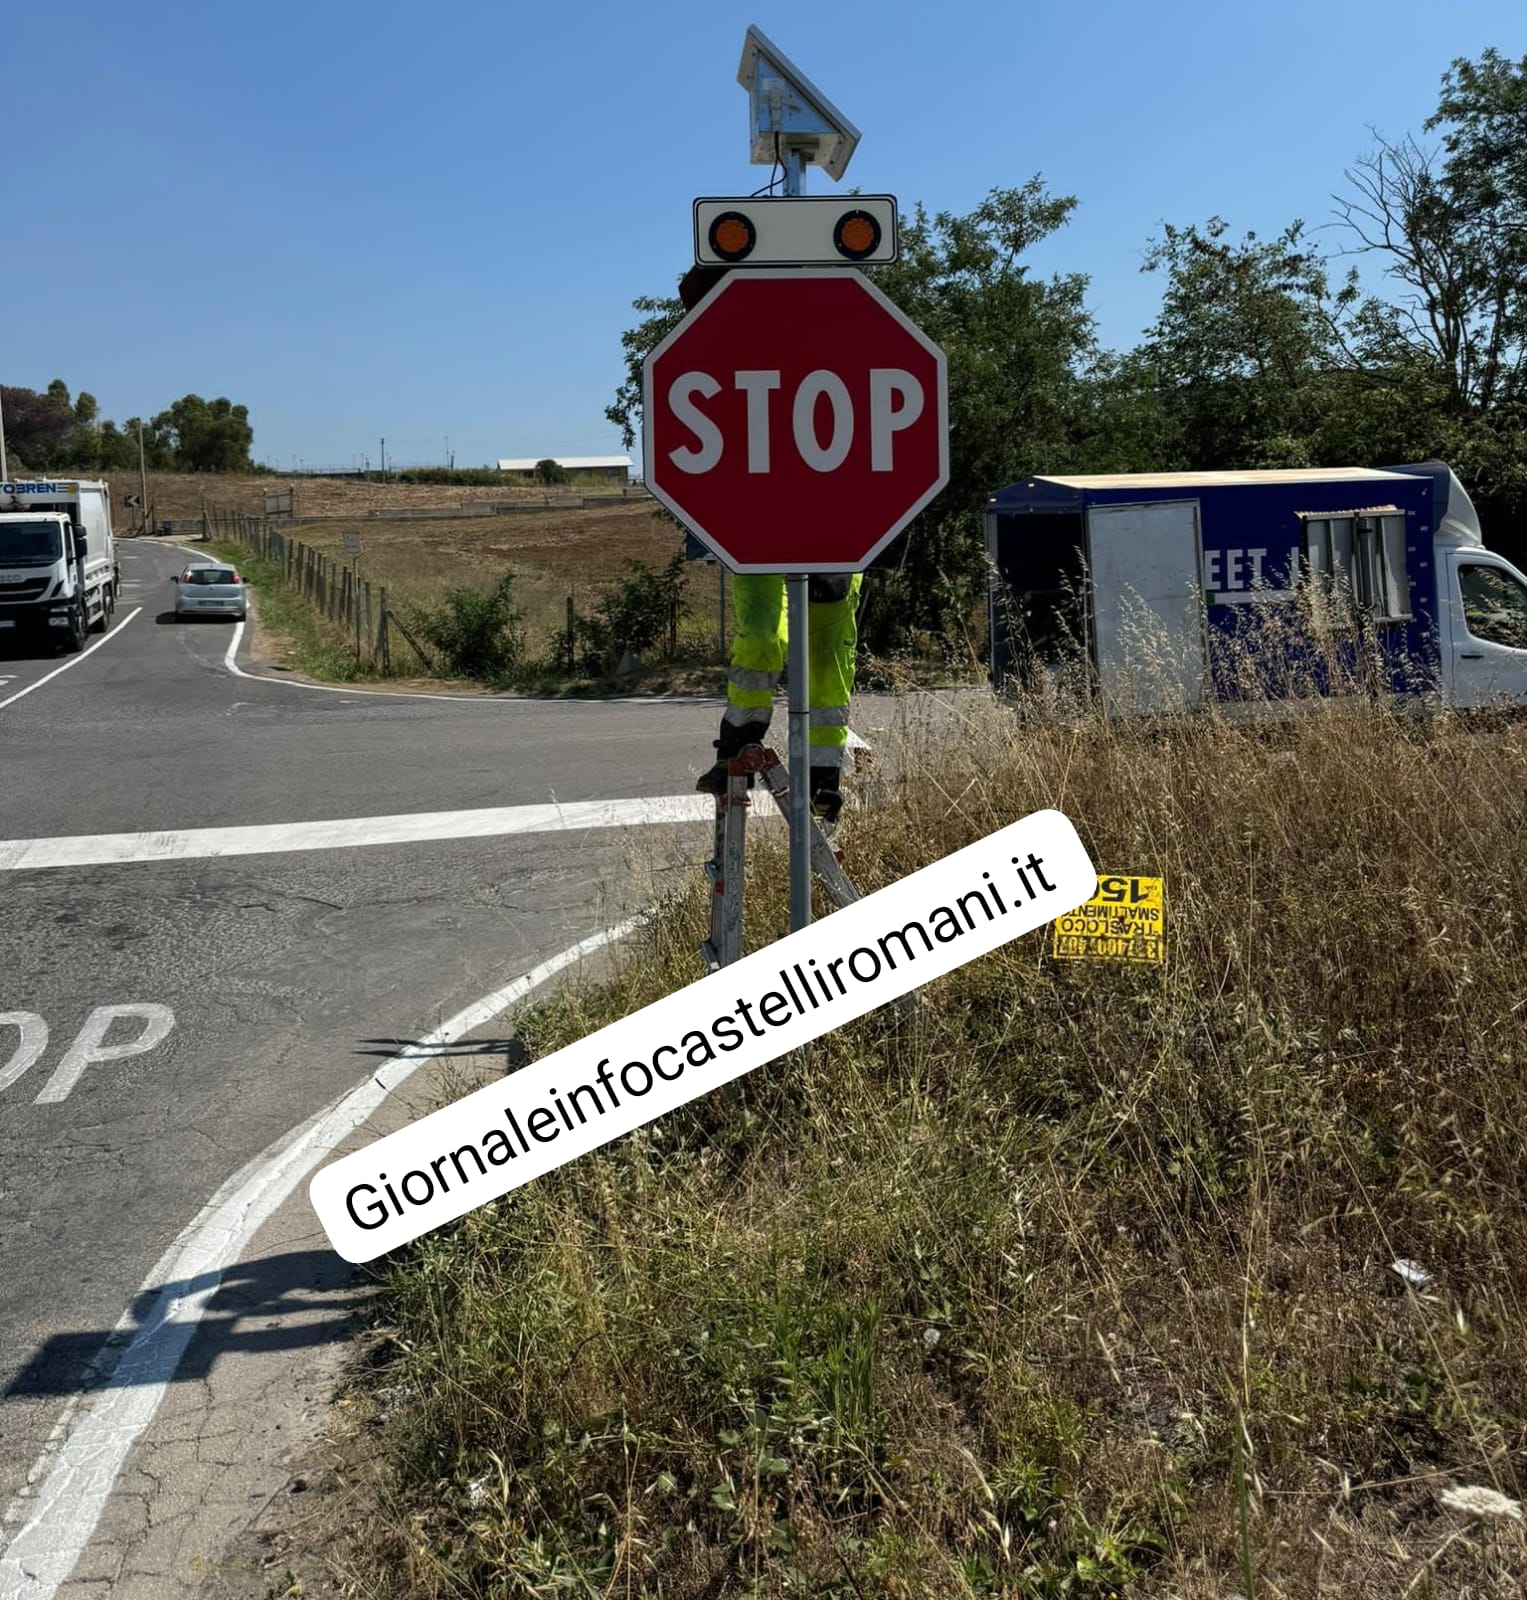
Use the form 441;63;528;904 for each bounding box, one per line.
0;610;142;713
224;619;244;672
32;1005;177;1104
0;1013;48;1094
0;796;715;872
0;919;643;1599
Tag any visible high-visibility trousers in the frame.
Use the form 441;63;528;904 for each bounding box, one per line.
721;573;862;769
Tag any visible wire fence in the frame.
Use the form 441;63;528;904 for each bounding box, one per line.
204;505;731;677
208;508;424;673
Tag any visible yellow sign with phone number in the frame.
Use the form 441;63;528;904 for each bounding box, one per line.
1051;873;1165;964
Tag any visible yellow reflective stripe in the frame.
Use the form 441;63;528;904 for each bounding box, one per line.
728;688;774;713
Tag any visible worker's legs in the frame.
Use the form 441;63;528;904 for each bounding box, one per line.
696;575;786;792
806;573;862;823
697;572;861;822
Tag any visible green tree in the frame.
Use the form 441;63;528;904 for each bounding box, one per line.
605;295;685;451
1327;48;1527;545
533;457;569;485
152;394;255;472
855;180;1097;645
0;384;75;468
1128;217;1353;469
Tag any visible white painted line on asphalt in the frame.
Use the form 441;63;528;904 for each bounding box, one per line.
224;618;245;673
0;918;644;1600
0;610;142;714
0;795;716;872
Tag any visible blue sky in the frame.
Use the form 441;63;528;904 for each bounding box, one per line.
6;0;1519;470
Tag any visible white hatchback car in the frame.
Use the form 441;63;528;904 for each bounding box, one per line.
173;561;248;621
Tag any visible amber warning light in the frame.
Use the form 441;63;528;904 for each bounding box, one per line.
693;195;897;268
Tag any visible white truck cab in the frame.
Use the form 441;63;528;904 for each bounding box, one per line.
1424;467;1527;708
0;479;119;653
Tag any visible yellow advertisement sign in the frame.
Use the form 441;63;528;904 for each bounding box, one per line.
1051;873;1165;965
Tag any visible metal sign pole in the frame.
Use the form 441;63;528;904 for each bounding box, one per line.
780;147;813;934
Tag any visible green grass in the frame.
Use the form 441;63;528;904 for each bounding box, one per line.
317;672;1527;1598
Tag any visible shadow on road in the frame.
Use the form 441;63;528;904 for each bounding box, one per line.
0;638;57;662
354;1036;529;1070
5;1248;366;1399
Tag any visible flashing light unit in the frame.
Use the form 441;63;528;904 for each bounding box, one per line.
693;195;898;268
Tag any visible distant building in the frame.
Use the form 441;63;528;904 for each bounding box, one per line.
497;454;633;483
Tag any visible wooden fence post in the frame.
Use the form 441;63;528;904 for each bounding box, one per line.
378;587;391;674
566;595;575;672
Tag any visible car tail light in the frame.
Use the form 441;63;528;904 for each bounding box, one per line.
230;574;241;584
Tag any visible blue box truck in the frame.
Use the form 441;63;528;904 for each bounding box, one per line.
984;462;1527;714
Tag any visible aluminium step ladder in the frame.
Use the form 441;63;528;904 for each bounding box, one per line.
701;743;860;972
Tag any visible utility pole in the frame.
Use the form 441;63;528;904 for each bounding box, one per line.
136;418;150;534
380;437;386;482
0;384;8;482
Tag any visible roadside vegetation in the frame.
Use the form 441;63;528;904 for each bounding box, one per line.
309;643;1527;1596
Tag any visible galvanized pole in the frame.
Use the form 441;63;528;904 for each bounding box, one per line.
136;419;150;534
781;147;813;933
0;385;8;481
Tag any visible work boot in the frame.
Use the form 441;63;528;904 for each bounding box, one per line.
695;724;769;795
695;759;739;795
810;766;843;826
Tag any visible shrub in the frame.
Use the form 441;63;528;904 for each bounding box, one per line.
576;551;690;670
411;573;523;681
534;458;569;485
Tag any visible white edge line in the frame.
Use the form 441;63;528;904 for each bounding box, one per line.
224;618;245;674
0;609;142;713
0;915;646;1599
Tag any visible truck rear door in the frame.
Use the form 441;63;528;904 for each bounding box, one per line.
1086;499;1207;714
1440;549;1527;708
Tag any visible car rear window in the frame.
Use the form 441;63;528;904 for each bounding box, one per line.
185;569;237;585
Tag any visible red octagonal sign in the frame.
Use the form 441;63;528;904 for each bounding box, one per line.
643;269;948;573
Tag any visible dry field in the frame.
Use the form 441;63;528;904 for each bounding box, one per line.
117;470;636;522
118;472;728;659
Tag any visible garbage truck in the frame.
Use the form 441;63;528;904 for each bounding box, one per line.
0;479;120;653
984;462;1527;715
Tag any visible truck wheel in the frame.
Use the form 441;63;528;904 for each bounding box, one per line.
88;595;107;635
61;604;87;655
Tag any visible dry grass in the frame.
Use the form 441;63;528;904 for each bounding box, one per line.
305;655;1527;1598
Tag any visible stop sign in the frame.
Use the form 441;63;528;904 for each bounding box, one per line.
643;269;948;573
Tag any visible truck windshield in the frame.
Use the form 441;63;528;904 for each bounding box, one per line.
0;521;63;564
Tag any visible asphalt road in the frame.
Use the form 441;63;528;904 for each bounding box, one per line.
0;540;729;1549
0;539;972;1596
